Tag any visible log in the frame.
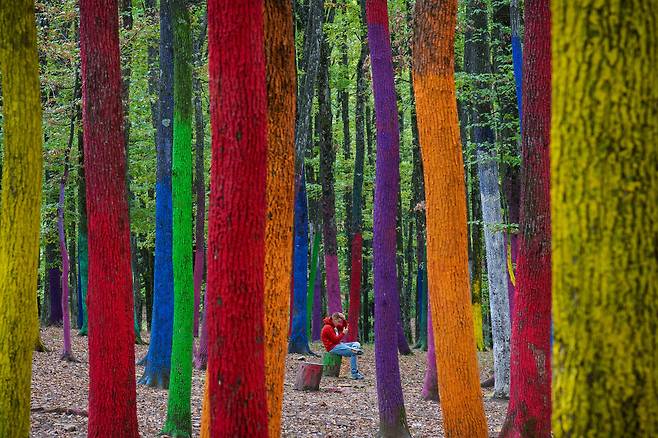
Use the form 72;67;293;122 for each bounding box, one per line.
294;362;323;391
322;352;341;377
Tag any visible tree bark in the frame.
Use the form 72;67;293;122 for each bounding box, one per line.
192;13;207;340
163;0;194;434
140;0;175;389
366;1;411;436
0;2;43;433
551;1;658;435
500;0;551;435
412;0;488;435
79;0;139;434
203;2;269;435
466;0;511;399
318;6;342;315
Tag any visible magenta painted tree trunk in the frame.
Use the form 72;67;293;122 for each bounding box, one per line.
500;0;552;436
367;0;411;436
421;301;439;401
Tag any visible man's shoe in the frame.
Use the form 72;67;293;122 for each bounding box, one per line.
351;372;365;380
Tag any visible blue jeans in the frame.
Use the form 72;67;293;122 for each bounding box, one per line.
330;342;362;375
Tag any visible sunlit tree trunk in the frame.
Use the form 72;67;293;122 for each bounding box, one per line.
551;1;658;435
0;2;43;434
79;0;139;434
412;0;488;435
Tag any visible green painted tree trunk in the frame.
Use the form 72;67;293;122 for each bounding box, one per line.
162;0;194;435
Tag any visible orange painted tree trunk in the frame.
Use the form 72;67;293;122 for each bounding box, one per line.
204;1;269;435
79;0;139;435
263;0;296;436
412;0;488;436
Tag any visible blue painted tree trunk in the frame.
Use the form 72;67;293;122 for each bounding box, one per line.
139;0;174;389
288;174;311;354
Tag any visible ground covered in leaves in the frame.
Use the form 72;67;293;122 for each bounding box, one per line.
31;327;507;437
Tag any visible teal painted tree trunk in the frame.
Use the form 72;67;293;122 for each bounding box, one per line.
162;0;194;435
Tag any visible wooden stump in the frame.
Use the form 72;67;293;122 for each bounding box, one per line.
322;352;341;377
294;362;323;391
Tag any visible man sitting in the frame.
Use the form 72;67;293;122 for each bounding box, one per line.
320;312;364;380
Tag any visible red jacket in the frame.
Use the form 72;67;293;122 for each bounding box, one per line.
321;317;346;352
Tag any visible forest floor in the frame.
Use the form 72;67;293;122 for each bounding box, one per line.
30;327;508;437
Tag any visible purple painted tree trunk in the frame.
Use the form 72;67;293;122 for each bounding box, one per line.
194;285;208;369
311;257;323;341
48;266;63;325
366;1;411;436
421;301;439;400
58;173;74;361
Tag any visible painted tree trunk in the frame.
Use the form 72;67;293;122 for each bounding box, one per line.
264;1;297;434
467;158;486;351
500;0;551;435
140;0;175;389
58;163;74;360
311;257;323;341
318;18;342;315
510;0;522;124
347;12;368;342
194;287;209;370
289;176;311;354
307;230;321;338
79;0;139;434
192;13;207;340
412;0;488;435
466;0;511;399
421;301;438;401
204;1;268;435
551;1;658;435
47;243;63;325
77;138;89;336
395;196;412;356
366;1;411;436
0;2;43;433
162;0;194;434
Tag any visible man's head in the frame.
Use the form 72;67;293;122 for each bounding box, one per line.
331;312;346;326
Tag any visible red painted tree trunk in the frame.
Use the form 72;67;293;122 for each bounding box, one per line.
205;1;268;435
79;0;139;435
500;0;552;436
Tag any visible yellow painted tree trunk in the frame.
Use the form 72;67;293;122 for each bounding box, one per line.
0;1;44;435
552;1;658;436
263;1;296;436
412;0;488;436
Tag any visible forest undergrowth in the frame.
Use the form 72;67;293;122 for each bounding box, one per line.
30;327;506;437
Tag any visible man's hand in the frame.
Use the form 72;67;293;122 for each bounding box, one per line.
343;327;348;335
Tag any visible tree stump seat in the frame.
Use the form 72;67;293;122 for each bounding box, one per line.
294;362;324;391
322;352;342;377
